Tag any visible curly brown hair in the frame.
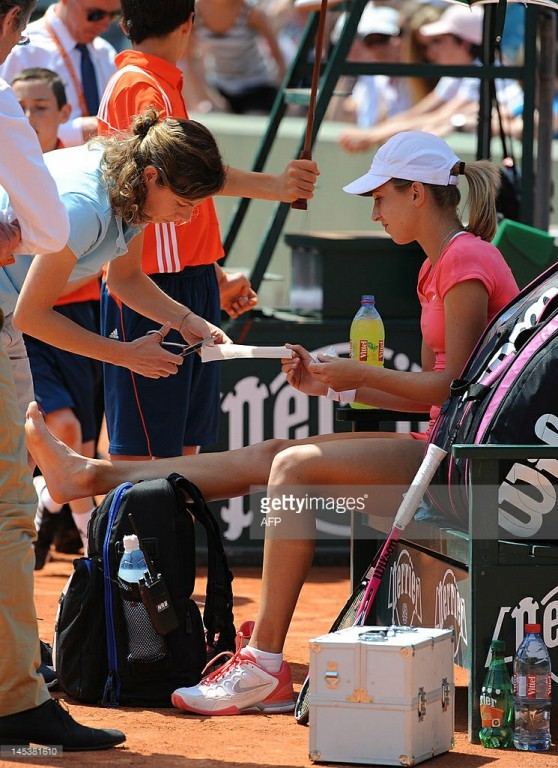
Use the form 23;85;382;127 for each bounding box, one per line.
97;108;227;226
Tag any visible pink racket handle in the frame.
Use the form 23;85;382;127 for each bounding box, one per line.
355;443;447;624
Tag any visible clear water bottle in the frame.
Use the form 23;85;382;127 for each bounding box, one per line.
118;535;166;663
349;295;385;411
513;623;552;751
479;640;514;748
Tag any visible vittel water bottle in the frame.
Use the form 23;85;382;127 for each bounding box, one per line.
118;535;166;663
349;295;385;410
479;639;514;748
513;623;552;751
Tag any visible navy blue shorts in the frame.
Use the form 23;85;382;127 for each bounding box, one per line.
101;264;221;457
24;302;102;443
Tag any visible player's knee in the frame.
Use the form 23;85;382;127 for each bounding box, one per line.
270;444;317;484
254;438;291;466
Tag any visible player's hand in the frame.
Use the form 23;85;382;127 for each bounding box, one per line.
282;343;327;396
309;354;368;391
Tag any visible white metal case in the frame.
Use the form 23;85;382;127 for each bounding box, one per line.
308;626;455;766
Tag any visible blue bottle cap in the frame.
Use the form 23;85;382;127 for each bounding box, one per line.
361;295;375;302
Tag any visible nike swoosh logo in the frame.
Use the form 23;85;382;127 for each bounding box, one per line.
232;680;270;694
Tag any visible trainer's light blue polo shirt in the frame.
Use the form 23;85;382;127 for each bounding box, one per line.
0;143;142;315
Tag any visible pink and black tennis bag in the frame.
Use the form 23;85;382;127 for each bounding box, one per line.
426;261;558;540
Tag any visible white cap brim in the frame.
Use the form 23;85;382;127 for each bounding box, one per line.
343;172;391;195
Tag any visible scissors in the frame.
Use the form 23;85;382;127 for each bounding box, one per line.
147;332;215;358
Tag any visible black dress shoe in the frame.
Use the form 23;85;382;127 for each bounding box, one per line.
39;641;53;666
0;699;125;751
33;510;58;571
53;506;83;554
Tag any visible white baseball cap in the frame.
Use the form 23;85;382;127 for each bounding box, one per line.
332;4;400;45
358;5;400;37
343;131;461;196
419;5;483;46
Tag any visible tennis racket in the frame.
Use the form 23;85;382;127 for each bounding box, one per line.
294;443;447;725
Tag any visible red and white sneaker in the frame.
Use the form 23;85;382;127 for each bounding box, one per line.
237;620;255;648
171;647;295;716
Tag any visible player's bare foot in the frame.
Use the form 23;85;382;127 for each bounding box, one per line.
25;401;100;503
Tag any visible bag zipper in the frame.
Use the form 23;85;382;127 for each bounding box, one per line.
101;482;133;706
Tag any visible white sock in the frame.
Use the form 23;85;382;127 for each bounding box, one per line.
71;507;94;556
33;505;43;532
246;645;283;673
33;476;63;514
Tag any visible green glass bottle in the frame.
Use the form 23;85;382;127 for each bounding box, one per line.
479;639;514;748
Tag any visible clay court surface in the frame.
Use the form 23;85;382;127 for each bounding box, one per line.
17;557;557;768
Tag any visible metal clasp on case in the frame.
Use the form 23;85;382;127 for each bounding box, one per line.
417;687;427;721
442;677;451;711
325;662;339;688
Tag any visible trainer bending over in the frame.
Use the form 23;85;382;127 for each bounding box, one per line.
1;108;230;418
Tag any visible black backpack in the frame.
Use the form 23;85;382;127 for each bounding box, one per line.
54;473;236;707
427;262;558;539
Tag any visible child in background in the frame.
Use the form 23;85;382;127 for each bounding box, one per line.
10;67;71;150
185;0;286;114
11;67;101;566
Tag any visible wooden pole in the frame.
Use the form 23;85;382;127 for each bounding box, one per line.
291;0;331;210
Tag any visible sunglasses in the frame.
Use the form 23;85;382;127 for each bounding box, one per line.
86;8;121;23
